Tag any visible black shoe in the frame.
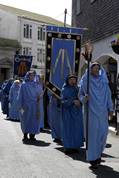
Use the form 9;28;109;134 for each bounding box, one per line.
29;137;36;141
29;134;36;141
53;138;61;143
64;149;73;155
22;133;28;142
89;160;98;169
71;149;79;153
89;164;98;169
40;128;44;132
96;158;101;165
96;158;105;164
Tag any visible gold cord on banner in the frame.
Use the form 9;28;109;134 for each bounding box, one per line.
52;48;72;79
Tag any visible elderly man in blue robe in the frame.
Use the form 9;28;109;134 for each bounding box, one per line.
9;80;21;121
79;62;113;169
61;74;84;154
18;71;42;141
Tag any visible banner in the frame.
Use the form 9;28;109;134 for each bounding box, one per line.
45;25;83;98
14;55;32;77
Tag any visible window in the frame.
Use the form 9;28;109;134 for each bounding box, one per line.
37;48;42;62
24;24;32;39
76;0;81;15
37;27;45;41
22;47;32;55
37;48;45;63
42;49;45;63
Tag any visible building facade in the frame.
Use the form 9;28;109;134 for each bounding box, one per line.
72;0;119;132
0;4;64;82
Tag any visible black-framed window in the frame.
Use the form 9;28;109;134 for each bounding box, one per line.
38;27;45;41
37;48;42;62
23;24;32;39
22;47;32;55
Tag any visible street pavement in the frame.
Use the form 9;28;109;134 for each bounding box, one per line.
0;106;119;178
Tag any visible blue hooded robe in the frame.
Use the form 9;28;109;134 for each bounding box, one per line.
9;81;21;121
1;79;14;116
34;75;44;129
79;65;113;161
18;73;42;134
61;79;84;149
48;94;62;140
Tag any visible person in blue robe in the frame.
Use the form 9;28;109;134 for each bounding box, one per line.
35;75;44;131
1;79;14;118
79;62;113;169
0;80;8;110
9;80;21;121
48;94;62;143
18;71;42;141
61;74;84;154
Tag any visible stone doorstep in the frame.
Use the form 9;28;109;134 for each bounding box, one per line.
109;126;119;136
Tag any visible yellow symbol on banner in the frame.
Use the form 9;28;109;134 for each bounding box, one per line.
52;48;73;79
18;60;27;76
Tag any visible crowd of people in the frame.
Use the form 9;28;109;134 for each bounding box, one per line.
0;62;113;169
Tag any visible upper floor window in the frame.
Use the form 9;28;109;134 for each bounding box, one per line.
76;0;81;15
24;24;32;39
37;27;45;41
22;47;32;55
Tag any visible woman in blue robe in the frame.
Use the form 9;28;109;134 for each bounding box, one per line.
9;80;21;121
1;79;14;118
48;94;62;143
18;71;42;141
79;62;113;168
35;75;44;130
61;74;84;154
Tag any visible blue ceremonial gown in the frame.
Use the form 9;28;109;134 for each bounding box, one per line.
1;79;13;116
79;68;113;161
18;80;42;134
9;82;21;121
34;75;44;129
61;84;84;149
48;94;62;140
39;95;44;129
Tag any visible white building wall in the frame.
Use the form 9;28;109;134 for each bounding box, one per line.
0;9;18;39
18;17;46;75
92;35;118;62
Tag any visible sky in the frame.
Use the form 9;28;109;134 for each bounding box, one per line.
0;0;72;24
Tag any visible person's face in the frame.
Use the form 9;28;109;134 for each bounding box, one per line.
68;77;77;86
91;65;100;76
29;73;35;81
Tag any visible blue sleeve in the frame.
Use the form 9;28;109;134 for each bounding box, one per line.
9;87;13;104
79;82;88;104
61;88;74;108
17;84;23;109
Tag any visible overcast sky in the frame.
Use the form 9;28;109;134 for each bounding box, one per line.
0;0;72;24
